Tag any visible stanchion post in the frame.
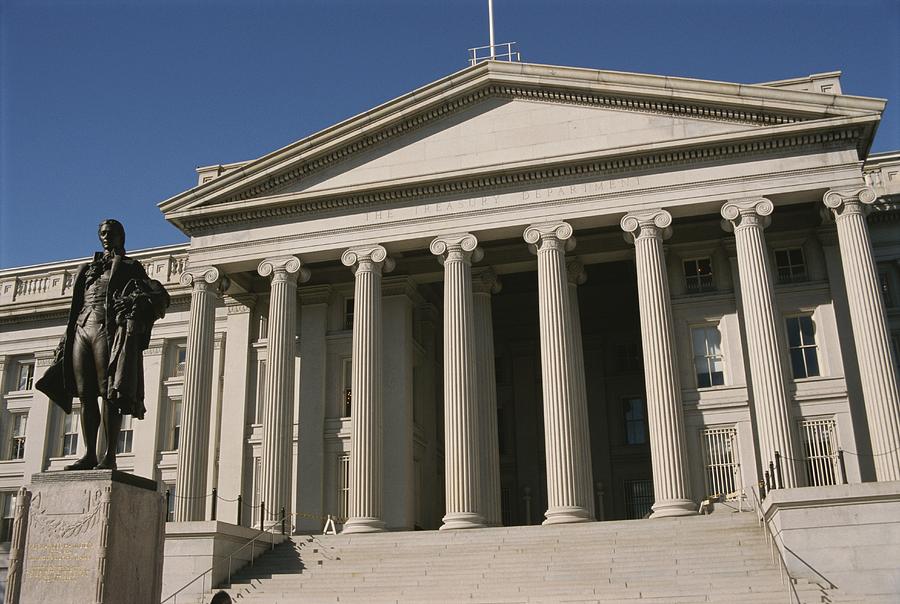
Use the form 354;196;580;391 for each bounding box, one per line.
237;494;243;526
281;506;286;535
838;449;847;485
768;461;776;490
165;489;171;520
260;501;265;530
211;488;218;521
774;452;783;490
765;470;772;492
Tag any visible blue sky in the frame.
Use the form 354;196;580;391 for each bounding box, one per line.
1;0;898;268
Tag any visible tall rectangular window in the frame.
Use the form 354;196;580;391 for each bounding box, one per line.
1;492;14;542
174;345;187;378
623;397;647;445
787;316;820;379
337;454;350;521
61;411;79;457
169;399;182;450
683;258;714;293
702;426;739;498
116;414;134;454
775;248;807;283
255;360;267;423
8;413;27;460
691;325;725;388
344;298;354;331
800;418;839;486
342;358;352;417
15;360;35;391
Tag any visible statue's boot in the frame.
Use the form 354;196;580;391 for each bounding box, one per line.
95;454;117;470
65;454;98;471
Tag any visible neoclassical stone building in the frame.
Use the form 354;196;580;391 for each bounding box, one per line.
1;62;899;543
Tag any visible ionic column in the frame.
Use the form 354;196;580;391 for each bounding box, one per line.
258;256;309;527
174;267;223;521
566;258;595;519
621;211;695;517
824;187;900;480
431;234;486;530
523;222;593;524
341;244;393;534
472;267;502;527
721;198;799;487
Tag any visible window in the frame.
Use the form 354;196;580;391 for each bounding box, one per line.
15;360;34;391
8;413;27;460
683;258;714;293
702;426;739;498
787;316;820;379
173;345;186;378
623;397;647;445
691;325;725;388
170;399;182;450
623;479;653;520
775;248;807;283
1;492;14;542
344;298;354;331
61;411;79;457
255;360;267;423
116;414;134;454
880;271;893;307
251;457;262;511
800;418;839;486
257;315;268;341
342;358;352;417
337;454;350;521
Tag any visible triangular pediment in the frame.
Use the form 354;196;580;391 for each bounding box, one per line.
160;61;883;232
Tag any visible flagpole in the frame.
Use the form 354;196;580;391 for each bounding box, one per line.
488;0;495;58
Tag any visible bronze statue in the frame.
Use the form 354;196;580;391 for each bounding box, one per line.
37;219;170;471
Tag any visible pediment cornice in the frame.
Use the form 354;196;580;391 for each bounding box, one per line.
160;62;884;233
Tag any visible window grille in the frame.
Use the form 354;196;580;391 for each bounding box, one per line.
255;360;267;423
775;248;807;283
702;426;739;498
691;325;725;388
342;359;352;417
623;479;653;519
252;457;262;510
9;413;27;460
684;258;714;293
787;316;820;379
337;454;350;520
800;418;839;486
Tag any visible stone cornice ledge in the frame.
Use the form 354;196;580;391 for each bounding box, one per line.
761;482;900;521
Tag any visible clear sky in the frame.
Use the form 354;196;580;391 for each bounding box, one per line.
1;0;898;269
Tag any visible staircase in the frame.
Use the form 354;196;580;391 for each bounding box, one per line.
217;512;831;603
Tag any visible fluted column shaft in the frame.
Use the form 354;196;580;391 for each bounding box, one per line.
432;234;486;530
621;211;695;517
722;198;798;487
174;267;222;521
566;259;596;519
341;245;392;533
825;187;900;480
524;222;593;525
258;256;308;527
473;268;503;526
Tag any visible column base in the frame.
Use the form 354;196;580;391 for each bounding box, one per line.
440;512;487;530
341;517;386;534
542;506;594;525
650;499;697;518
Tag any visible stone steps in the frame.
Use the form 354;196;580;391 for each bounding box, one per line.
195;513;848;603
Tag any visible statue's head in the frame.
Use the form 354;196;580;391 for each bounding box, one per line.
98;219;126;253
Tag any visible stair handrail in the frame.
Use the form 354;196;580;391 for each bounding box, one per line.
749;485;800;604
160;522;284;604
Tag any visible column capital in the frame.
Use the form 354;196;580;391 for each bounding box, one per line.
823;186;877;217
566;258;587;285
472;267;502;295
258;255;310;284
341;244;395;274
180;266;227;291
524;221;575;253
620;210;672;243
430;233;483;264
720;197;773;232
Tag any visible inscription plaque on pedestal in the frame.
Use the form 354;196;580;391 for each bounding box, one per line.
9;471;165;604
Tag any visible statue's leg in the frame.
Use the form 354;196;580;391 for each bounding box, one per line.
66;325;100;470
96;402;122;470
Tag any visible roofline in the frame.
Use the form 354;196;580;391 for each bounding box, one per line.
755;71;843;87
158;61;886;217
0;242;189;277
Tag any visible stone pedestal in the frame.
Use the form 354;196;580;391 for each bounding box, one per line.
8;471;165;604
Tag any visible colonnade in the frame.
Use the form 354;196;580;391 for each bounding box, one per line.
171;186;900;526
